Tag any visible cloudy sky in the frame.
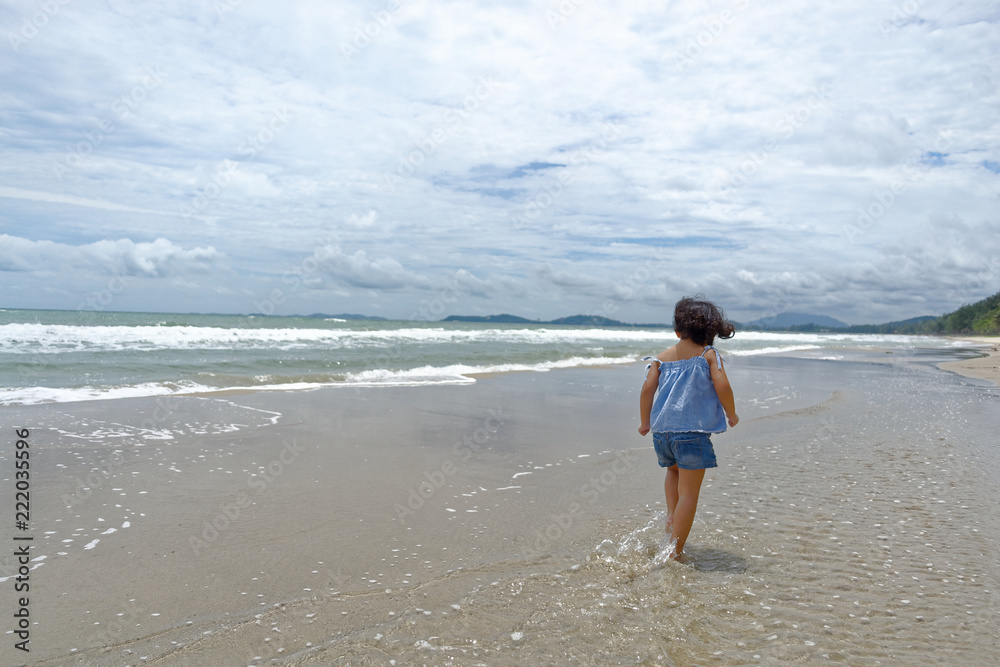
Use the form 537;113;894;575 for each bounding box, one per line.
1;0;998;324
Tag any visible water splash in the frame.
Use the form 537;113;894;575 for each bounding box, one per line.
590;511;683;576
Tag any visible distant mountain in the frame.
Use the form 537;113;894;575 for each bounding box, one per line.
442;314;669;327
892;315;939;325
745;312;848;330
842;315;937;334
408;291;1000;334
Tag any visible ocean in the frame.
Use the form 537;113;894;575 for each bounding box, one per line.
0;308;975;406
3;308;998;664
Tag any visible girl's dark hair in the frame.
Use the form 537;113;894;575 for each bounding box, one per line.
673;295;736;346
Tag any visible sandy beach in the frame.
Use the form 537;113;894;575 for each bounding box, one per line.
3;344;1000;666
938;336;1000;385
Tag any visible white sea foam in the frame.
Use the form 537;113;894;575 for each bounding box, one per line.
0;322;942;357
0;381;213;406
0;323;675;353
343;355;638;387
0;320;961;405
0;357;634;404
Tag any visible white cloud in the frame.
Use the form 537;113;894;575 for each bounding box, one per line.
314;245;432;290
0;0;997;321
822;106;914;166
0;187;171;216
347;210;378;227
0;235;224;278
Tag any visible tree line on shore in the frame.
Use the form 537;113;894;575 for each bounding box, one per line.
440;290;1000;335
772;290;1000;335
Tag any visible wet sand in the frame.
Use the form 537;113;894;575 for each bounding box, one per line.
939;336;1000;385
3;347;1000;666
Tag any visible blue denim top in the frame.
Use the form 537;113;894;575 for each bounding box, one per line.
643;345;727;434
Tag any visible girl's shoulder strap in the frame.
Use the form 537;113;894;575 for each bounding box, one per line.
641;356;662;375
699;345;723;369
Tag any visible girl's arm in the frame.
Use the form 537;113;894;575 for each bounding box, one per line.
638;360;660;435
707;350;739;427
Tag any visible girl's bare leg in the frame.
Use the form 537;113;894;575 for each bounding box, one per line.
664;465;679;534
671;467;706;557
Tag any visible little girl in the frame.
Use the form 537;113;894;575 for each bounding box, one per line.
638;296;738;560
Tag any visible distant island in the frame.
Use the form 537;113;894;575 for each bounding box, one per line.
743;312;849;329
441;314;669;327
439;289;1000;335
295;290;1000;335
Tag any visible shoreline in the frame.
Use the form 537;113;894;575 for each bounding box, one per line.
3;346;999;664
938;336;1000;384
1;331;986;409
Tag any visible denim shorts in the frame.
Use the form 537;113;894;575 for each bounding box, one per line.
653;432;718;470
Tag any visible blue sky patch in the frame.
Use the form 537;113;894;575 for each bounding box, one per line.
507;162;566;179
0;3;996;324
921;151;948;167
